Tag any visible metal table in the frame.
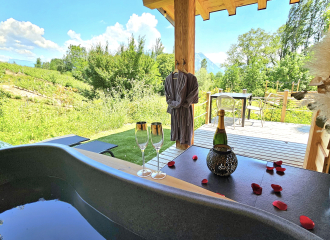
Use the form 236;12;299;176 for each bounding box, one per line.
210;93;252;127
162;145;330;239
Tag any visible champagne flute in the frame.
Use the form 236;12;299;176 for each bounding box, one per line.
135;122;152;177
150;122;166;180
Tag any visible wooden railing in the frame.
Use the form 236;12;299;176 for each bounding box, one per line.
196;89;313;125
266;80;301;94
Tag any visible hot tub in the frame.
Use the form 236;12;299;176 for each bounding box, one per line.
0;144;321;239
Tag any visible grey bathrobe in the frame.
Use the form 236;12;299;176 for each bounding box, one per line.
165;71;199;145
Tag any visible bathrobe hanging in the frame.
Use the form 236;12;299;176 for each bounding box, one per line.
165;71;199;145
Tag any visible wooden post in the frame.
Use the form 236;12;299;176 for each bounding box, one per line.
296;79;300;92
264;81;268;97
242;89;247;120
174;0;195;150
304;111;330;172
304;85;330;172
219;88;223;93
323;141;330;173
205;92;211;124
276;81;279;93
280;90;289;123
291;81;294;93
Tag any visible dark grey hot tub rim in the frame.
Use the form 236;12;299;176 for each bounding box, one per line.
0;144;321;240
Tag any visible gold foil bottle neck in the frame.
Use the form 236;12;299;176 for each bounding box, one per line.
218;109;225;117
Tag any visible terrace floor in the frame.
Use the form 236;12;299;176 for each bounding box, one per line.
145;117;310;170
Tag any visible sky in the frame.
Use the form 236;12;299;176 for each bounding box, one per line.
0;0;293;67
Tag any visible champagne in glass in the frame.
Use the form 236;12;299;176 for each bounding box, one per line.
135;122;152;177
150;122;166;180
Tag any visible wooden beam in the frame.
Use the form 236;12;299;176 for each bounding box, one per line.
162;6;175;22
196;0;210;20
223;0;236;16
290;0;300;3
143;0;174;9
174;0;195;150
258;0;267;10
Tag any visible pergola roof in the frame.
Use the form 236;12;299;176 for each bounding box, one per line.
143;0;300;21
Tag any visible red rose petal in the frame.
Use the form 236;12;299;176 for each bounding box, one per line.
271;184;283;192
300;215;315;230
266;167;274;171
274;161;282;166
167;161;175;167
253;187;262;195
273;200;287;210
251;183;262;195
201;179;208;184
192;155;198;160
276;167;286;172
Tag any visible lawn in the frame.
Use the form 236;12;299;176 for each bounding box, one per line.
96;127;174;166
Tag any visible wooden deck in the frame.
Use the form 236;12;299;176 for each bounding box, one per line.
145;117;310;170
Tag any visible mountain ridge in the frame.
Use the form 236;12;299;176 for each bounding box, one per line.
195;52;222;74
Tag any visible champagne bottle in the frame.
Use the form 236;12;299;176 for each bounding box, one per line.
213;109;228;146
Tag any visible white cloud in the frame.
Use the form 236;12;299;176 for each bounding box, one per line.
0;13;162;63
14;48;36;57
64;13;161;52
0;55;10;62
0;18;61;50
67;30;81;40
0;36;6;44
204;52;228;65
0;46;35;57
166;24;174;29
14;43;34;50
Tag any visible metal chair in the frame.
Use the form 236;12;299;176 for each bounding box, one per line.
246;93;281;127
214;95;238;129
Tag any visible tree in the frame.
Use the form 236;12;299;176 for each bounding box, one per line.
212;71;224;89
42;62;50;70
151;38;165;59
269;52;312;91
241;57;267;96
222;64;242;92
196;68;211;91
224;28;279;68
85;36;161;95
63;44;88;76
281;0;330;58
156;53;175;80
50;58;65;72
156;53;175;94
201;58;207;70
34;58;42;68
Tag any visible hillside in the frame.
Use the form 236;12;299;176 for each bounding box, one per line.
0;61;170;146
0;62;125;145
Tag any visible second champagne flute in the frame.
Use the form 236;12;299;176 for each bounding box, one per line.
150;122;166;180
135;122;152;177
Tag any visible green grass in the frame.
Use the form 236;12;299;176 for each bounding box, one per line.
96;128;174;165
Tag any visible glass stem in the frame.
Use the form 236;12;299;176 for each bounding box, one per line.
156;149;160;172
141;149;145;171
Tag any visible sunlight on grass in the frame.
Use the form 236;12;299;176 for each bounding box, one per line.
96;127;174;165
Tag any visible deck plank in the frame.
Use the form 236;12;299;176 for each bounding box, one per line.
146;118;310;170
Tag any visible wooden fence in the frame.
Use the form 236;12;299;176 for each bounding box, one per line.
194;89;313;126
265;80;301;94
